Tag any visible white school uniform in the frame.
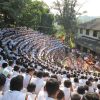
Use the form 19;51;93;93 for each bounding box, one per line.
37;88;48;100
0;91;3;100
3;66;13;77
3;78;11;93
2;91;32;100
60;87;71;100
23;74;31;88
31;77;44;94
26;92;36;100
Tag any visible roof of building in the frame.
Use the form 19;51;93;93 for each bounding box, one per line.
75;36;100;54
79;18;100;30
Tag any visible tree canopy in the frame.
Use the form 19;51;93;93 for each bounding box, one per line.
54;0;77;45
0;0;55;34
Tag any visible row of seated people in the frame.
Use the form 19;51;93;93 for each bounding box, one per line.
0;38;100;100
0;27;66;67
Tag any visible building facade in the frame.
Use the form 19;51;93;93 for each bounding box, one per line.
75;18;100;55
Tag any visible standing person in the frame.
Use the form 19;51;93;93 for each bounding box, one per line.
3;60;14;77
23;68;34;88
96;84;100;96
46;78;59;100
0;74;6;100
2;75;32;100
26;83;36;100
60;80;73;100
31;71;44;95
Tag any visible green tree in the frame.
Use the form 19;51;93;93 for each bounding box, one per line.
19;0;55;34
0;0;55;35
0;0;26;27
38;13;55;34
54;0;77;45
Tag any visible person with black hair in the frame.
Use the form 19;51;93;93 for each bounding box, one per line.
2;75;32;100
77;86;85;98
31;71;44;94
3;60;13;77
20;68;26;78
26;83;36;100
51;75;58;80
43;72;49;82
73;77;79;91
82;92;99;100
85;81;94;92
60;80;72;100
79;76;85;86
0;55;7;68
23;67;34;88
0;73;6;99
93;78;98;92
57;90;65;100
96;84;100;95
71;93;81;100
12;66;20;77
46;78;59;100
0;63;8;73
84;85;89;93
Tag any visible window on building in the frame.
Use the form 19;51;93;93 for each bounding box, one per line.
86;29;89;35
80;28;83;34
93;30;98;37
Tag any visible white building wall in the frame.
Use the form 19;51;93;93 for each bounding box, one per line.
78;28;99;39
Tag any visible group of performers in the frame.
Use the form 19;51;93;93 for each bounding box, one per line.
63;52;100;72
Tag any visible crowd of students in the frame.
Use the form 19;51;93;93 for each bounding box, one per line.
0;27;100;100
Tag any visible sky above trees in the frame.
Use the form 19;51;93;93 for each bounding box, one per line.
43;0;100;16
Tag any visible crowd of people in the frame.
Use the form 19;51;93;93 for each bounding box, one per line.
0;27;100;100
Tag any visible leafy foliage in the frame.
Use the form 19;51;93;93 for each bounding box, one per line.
54;0;77;44
0;0;55;34
0;0;26;27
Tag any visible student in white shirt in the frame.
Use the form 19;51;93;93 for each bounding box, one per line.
77;86;85;98
96;84;100;95
0;56;7;67
60;80;72;100
46;78;59;100
72;77;79;91
0;63;8;73
37;86;48;100
26;83;36;100
31;71;44;94
3;60;13;77
2;75;32;100
19;68;26;78
23;67;34;88
12;65;20;77
0;73;6;100
86;81;94;92
93;78;98;91
84;85;89;93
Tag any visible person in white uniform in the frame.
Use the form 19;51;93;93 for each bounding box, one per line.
0;73;6;100
46;78;59;100
23;68;34;88
60;80;72;100
2;75;32;100
31;71;44;95
26;83;36;100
